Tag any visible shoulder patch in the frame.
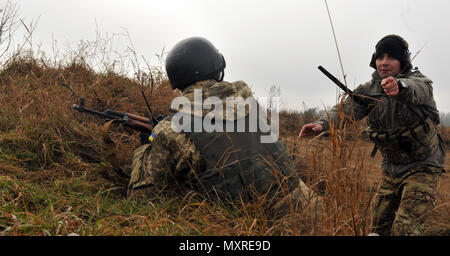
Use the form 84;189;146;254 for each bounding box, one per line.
149;133;157;142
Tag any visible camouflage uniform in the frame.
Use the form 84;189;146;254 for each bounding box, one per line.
371;165;441;236
316;69;446;235
126;79;322;216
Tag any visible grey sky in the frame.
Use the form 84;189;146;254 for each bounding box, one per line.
17;0;450;113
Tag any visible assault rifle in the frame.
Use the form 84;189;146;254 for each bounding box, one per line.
317;65;367;104
73;97;160;134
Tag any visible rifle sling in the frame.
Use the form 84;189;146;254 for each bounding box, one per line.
102;120;129;178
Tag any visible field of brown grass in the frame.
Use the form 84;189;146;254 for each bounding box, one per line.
282;136;449;235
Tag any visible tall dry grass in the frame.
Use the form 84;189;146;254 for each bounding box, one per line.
0;51;376;235
0;25;448;235
278;105;378;235
280;102;449;236
0;53;176;173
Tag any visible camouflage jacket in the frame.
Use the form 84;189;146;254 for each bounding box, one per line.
127;80;301;206
316;69;446;177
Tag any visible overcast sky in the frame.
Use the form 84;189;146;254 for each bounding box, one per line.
17;0;450;113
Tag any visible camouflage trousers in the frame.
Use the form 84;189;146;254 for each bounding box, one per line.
371;165;443;236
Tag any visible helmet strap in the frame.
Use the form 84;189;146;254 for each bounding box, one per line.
217;54;226;82
218;70;225;82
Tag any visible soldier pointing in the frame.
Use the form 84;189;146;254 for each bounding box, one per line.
299;34;446;236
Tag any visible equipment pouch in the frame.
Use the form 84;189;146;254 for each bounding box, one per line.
366;117;438;165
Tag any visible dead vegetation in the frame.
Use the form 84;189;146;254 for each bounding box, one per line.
0;15;448;235
0;52;447;236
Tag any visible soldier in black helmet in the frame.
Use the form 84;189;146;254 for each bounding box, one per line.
299;34;446;235
110;37;322;217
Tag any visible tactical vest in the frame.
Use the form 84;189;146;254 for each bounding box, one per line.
175;113;299;205
366;116;438;165
358;74;441;166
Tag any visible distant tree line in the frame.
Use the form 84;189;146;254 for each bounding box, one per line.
278;105;327;137
440;112;450;127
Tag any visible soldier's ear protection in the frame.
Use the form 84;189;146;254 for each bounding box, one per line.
217;54;226;82
369;53;377;69
370;36;411;71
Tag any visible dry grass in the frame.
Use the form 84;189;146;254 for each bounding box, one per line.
439;126;450;148
0;43;448;236
283;135;449;236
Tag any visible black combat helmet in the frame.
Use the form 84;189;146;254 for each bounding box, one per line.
166;37;226;90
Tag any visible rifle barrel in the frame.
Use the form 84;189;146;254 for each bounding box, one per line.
73;104;118;120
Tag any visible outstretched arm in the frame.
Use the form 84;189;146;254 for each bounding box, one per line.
395;73;434;106
298;123;324;140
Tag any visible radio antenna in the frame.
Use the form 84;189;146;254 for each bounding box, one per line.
324;0;348;103
141;90;156;123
